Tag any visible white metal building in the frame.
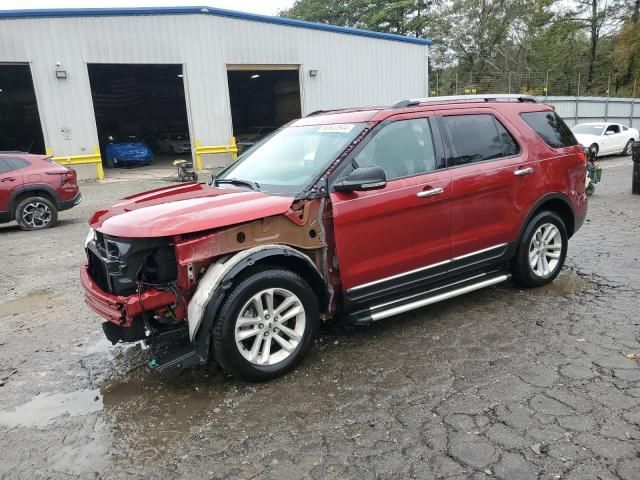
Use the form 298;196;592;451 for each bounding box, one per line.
0;7;431;177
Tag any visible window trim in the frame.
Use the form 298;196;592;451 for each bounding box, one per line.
437;113;522;169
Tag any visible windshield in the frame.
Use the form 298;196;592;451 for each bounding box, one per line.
572;124;604;135
215;123;367;195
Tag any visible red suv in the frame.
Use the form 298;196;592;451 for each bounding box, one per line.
81;95;587;381
0;152;81;230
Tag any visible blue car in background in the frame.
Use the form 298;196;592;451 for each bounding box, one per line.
104;136;154;167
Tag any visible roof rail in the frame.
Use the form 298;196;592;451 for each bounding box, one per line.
392;94;538;108
306;109;332;117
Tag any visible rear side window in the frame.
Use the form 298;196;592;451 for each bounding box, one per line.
521;111;577;148
0;157;29;173
440;114;519;166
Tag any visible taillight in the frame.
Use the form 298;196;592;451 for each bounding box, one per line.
577;150;586;163
61;169;77;186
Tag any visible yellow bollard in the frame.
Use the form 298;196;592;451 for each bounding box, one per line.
231;136;238;161
94;146;105;180
195;139;203;171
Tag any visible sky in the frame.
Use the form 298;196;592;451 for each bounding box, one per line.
0;0;295;16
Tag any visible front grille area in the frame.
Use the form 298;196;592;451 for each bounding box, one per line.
86;233;178;297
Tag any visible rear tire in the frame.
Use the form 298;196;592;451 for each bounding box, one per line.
211;268;319;382
623;139;634;156
15;196;58;231
511;211;568;287
588;143;599;158
586;182;595;196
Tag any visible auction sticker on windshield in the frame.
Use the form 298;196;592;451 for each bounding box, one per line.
318;124;356;133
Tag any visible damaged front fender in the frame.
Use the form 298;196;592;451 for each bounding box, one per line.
187;244;326;342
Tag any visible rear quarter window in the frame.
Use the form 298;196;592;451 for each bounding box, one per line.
521;111;577;148
0;157;29;172
0;158;12;174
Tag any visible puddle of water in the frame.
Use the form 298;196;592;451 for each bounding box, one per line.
540;271;592;296
100;369;225;459
0;289;61;316
0;389;103;428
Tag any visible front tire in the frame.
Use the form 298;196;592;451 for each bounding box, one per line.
211;268;319;381
15;196;58;231
511;211;568;287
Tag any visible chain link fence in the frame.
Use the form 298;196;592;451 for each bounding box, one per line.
429;71;638;100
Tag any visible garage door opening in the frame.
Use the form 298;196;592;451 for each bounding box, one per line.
0;64;45;154
88;64;191;172
227;67;301;151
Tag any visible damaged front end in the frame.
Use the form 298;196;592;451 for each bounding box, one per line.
82;230;191;364
81;197;334;371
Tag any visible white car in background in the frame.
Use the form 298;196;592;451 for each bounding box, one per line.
571;122;638;157
157;133;191;154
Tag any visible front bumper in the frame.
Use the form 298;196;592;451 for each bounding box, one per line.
80;263;177;327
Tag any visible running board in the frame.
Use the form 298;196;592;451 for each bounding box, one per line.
347;271;510;325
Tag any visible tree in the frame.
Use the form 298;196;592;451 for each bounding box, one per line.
280;0;439;36
565;0;629;91
613;0;640;87
281;0;637;95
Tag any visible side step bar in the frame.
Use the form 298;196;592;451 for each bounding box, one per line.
348;271;510;325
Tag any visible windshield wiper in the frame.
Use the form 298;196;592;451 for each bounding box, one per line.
213;178;260;191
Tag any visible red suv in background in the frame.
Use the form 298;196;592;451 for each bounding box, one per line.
0;152;81;230
81;95;587;381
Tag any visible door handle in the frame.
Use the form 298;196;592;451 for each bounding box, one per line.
417;187;444;198
1;177;15;182
514;167;533;176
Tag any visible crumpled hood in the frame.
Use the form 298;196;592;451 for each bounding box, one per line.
573;133;598;147
89;182;294;238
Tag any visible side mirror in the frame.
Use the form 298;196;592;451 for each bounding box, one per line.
605;130;615;136
334;166;387;192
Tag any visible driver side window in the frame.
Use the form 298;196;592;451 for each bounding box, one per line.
605;125;621;134
354;118;437;181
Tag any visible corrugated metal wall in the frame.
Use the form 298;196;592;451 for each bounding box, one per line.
0;13;428;171
541;96;640;127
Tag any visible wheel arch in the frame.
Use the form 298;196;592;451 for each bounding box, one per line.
10;185;59;219
188;245;329;363
518;193;576;241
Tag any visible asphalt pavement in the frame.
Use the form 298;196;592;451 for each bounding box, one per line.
0;156;639;480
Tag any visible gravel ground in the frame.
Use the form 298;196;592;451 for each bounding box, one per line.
0;157;639;480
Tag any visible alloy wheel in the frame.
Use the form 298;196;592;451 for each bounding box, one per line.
528;222;563;277
234;288;306;366
22;201;52;229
